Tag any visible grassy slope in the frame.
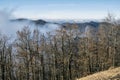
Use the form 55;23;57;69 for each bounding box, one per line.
77;67;120;80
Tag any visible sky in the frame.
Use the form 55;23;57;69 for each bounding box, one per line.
0;0;120;20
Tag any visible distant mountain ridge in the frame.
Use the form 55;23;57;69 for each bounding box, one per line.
11;18;47;25
11;18;101;27
10;18;109;37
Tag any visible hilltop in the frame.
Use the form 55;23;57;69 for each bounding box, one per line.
77;67;120;80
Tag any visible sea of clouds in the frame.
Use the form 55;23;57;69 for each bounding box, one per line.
0;9;60;37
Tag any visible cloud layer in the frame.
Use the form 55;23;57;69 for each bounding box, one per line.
0;10;60;37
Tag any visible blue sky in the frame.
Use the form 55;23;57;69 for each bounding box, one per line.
0;0;120;19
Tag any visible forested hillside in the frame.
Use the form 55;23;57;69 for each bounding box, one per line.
0;17;120;80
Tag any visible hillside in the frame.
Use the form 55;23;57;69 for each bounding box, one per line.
77;67;120;80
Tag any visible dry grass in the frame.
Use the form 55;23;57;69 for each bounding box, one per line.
77;67;120;80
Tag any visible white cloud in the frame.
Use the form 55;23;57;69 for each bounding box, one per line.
0;9;60;37
14;10;108;20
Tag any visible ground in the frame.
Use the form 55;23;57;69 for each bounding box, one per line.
77;67;120;80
